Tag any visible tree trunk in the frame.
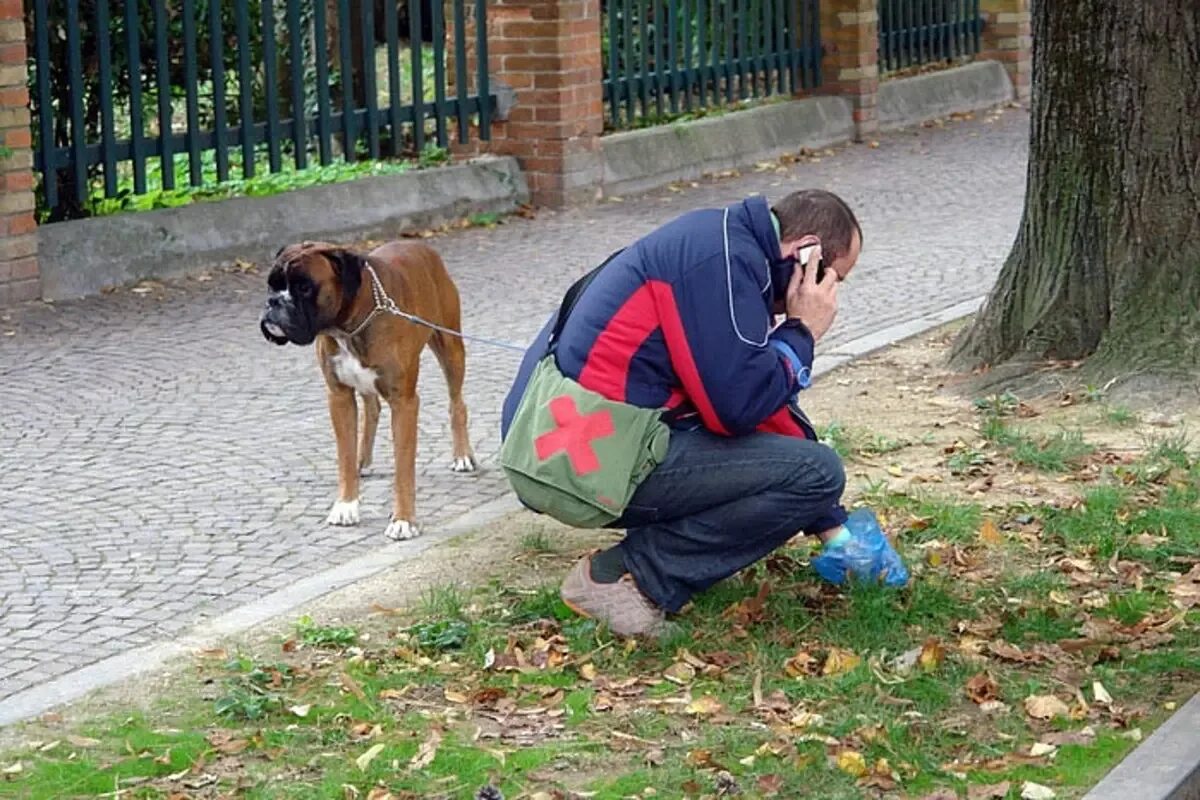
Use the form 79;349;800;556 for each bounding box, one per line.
950;0;1200;379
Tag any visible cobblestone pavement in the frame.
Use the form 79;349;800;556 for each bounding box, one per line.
0;108;1028;703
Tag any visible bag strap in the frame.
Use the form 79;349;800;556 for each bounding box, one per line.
546;247;626;356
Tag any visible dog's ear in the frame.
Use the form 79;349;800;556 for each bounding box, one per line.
325;249;365;301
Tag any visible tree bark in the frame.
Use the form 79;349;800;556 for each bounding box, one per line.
951;0;1200;379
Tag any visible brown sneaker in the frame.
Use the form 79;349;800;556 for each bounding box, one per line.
560;553;671;638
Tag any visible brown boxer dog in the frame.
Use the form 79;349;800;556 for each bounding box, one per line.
259;240;477;541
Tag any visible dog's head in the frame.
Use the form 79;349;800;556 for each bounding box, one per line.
259;241;366;346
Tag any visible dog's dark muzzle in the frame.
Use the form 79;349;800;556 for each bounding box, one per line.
260;308;291;345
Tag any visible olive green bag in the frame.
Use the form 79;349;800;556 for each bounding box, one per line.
499;253;671;528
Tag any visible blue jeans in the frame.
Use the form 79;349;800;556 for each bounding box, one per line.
607;429;847;613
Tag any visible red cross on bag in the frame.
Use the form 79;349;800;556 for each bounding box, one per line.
534;395;616;476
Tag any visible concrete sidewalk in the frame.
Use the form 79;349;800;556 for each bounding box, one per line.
0;107;1028;717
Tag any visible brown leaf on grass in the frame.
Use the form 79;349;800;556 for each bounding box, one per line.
408;728;442;771
721;581;772;627
965;672;1000;704
921;791;959;800
340;672;368;704
685;694;725;716
1041;728;1096;747
784;650;821;677
988;640;1046;664
835;749;868;777
822;647;862;676
919;638;946;672
1170;564;1200;610
686;749;726;770
756;773;784;796
66;735;101;748
472;687;508;707
205;731;249;755
968;782;1012;799
347;722;380;741
979;519;1004;545
664;661;697;685
1024;695;1070;720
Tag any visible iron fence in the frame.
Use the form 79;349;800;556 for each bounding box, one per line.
601;0;823;130
877;0;983;73
28;0;493;222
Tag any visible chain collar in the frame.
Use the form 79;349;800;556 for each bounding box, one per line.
339;264;396;338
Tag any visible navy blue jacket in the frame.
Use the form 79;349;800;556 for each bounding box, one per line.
501;196;848;534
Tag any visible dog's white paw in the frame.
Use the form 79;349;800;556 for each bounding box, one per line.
326;499;360;526
451;455;477;473
384;519;421;541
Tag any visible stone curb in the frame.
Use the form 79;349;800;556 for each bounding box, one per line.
0;296;987;729
36;155;529;303
597;95;854;199
1081;694;1200;800
878;60;1015;131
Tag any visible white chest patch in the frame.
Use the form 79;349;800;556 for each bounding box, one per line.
330;340;380;395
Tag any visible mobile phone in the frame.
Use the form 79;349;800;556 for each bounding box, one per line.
796;245;827;283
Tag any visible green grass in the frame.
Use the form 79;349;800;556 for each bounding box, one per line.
1103;405;1138;426
980;416;1095;472
519;527;558;554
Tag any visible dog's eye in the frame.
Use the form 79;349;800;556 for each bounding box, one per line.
294;280;314;297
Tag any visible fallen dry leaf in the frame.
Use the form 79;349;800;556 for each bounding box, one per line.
2;762;22;775
969;781;1012;799
1169;564;1200;610
1093;681;1113;705
685;694;724;716
823;647;862;676
721;581;772;627
1041;728;1096;747
979;519;1003;545
919;638;946;672
408;728;442;771
784;650;820;677
1021;781;1057;799
920;791;958;800
288;704;311;718
65;735;101;748
355;743;385;772
836;749;868;777
579;663;597;681
664;661;697;685
205;731;249;755
756;773;784;796
1025;695;1070;720
965;672;1000;704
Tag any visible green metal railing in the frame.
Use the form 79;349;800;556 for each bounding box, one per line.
29;0;493;222
601;0;823;130
878;0;983;73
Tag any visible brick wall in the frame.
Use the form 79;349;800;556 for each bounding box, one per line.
818;0;880;141
980;0;1032;102
0;0;37;305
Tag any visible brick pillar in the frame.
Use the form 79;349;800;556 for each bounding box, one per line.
818;0;879;142
0;0;38;306
980;0;1031;102
462;0;604;208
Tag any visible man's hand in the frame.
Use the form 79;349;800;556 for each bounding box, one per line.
785;244;838;341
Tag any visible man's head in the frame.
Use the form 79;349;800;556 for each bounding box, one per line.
770;189;863;288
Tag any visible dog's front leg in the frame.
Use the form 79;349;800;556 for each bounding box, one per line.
384;391;420;540
325;385;361;525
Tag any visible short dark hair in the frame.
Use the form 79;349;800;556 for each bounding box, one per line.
770;189;863;259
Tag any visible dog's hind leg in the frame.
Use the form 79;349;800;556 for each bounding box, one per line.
431;329;477;473
358;393;381;475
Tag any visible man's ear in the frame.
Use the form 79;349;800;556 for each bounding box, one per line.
326;249;365;300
